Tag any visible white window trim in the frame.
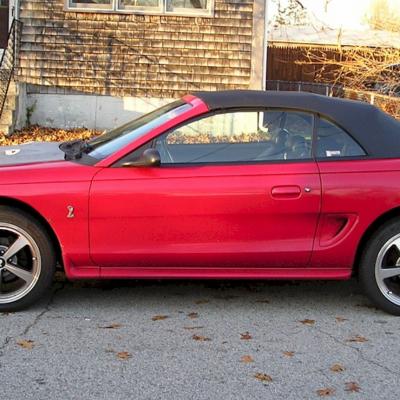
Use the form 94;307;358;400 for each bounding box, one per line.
65;0;214;17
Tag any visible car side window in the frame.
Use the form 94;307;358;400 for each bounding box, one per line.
316;117;366;158
154;109;313;164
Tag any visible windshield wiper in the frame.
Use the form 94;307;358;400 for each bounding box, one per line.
59;139;93;160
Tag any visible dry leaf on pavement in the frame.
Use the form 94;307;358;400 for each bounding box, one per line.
299;319;315;326
316;387;336;397
240;355;254;363
283;351;295;357
335;316;348;323
240;332;252;340
254;373;273;383
330;363;345;372
187;312;199;319
17;340;35;350
152;315;168;321
99;323;122;329
192;334;211;342
117;352;132;360
345;382;361;393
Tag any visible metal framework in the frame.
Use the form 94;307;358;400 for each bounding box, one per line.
0;19;22;121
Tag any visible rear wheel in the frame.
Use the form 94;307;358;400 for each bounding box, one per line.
0;207;56;312
360;219;400;315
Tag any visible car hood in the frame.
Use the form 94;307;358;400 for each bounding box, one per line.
0;142;98;185
0;142;64;166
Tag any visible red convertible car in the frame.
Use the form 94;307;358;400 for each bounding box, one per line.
1;90;400;314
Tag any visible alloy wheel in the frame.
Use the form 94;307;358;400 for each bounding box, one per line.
375;233;400;307
0;223;41;304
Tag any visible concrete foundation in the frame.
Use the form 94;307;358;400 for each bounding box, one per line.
22;87;173;131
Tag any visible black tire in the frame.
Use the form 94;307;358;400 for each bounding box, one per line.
0;206;56;312
360;219;400;315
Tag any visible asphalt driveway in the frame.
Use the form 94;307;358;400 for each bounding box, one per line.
0;277;399;400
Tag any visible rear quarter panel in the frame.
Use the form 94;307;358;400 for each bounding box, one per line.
313;158;400;269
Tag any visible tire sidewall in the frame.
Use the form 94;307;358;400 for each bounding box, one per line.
0;207;56;312
360;220;400;315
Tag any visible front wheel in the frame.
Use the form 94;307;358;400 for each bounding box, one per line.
0;207;56;312
360;219;400;315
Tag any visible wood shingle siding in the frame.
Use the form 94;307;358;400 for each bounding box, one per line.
17;0;254;98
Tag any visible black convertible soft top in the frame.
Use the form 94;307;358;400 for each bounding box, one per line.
192;90;400;158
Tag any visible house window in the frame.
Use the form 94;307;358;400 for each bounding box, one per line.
67;0;213;15
118;0;161;12
68;0;114;10
165;0;209;14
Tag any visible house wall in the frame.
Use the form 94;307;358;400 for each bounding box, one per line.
18;0;255;98
15;0;260;129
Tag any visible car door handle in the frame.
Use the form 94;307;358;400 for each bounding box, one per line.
271;185;302;199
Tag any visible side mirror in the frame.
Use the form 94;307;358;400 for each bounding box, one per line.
122;148;161;168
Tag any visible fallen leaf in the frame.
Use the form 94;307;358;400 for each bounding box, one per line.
330;363;345;373
152;315;168;321
283;351;295;357
240;332;252;340
240;355;254;363
335;316;348;323
17;340;35;350
316;387;336;397
183;326;204;330
192;334;211;341
347;335;368;343
254;373;273;383
345;382;361;393
99;323;122;329
187;312;199;319
116;351;132;360
195;299;210;305
299;319;315;326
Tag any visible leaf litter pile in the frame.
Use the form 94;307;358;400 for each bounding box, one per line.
0;126;100;146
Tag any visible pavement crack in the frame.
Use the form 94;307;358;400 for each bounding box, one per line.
314;326;399;377
22;282;65;336
0;282;64;358
0;336;11;357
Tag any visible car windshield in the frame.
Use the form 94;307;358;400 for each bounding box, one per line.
87;100;192;160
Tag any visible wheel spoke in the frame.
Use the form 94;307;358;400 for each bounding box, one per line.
0;269;3;293
392;238;400;253
379;266;400;280
4;263;34;285
3;235;30;260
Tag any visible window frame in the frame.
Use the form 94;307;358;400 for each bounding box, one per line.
65;0;214;17
67;0;114;10
314;114;369;161
114;107;318;168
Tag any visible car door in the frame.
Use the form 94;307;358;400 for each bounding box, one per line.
89;108;321;269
